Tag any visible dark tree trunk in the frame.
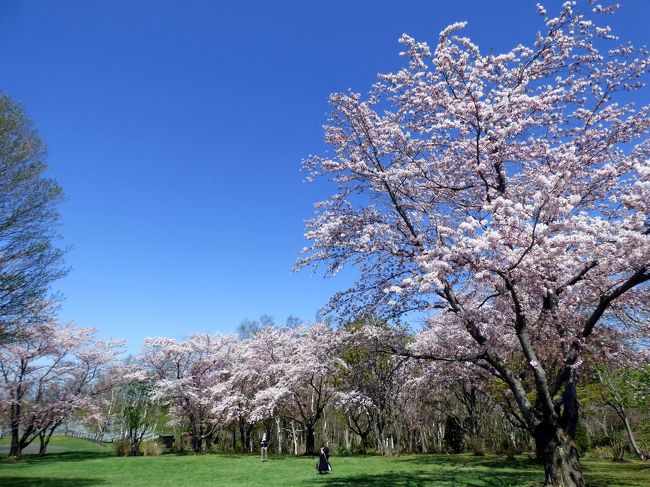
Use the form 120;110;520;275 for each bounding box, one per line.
559;381;579;439
347;411;372;455
9;427;21;458
190;432;204;454
238;419;246;452
39;422;61;456
129;433;141;456
359;432;369;455
205;433;213;451
534;422;584;487
129;442;140;456
238;418;253;453
188;416;206;454
305;425;316;456
9;404;22;459
246;424;253;453
39;431;47;456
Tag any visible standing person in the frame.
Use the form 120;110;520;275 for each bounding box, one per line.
316;446;332;474
260;433;269;462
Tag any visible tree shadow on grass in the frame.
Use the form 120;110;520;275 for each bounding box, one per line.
583;479;643;487
202;453;300;462
315;469;542;487
0;477;105;487
11;451;114;463
264;454;317;462
581;462;650;487
396;454;540;470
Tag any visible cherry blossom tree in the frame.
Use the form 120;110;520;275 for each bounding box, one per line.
0;322;123;458
249;325;341;455
299;2;650;485
143;333;236;453
335;389;375;454
211;338;265;453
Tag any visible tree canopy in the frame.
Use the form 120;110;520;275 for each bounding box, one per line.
0;93;66;342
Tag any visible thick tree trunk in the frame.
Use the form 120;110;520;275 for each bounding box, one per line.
359;431;369;455
246;424;254;453
9;404;22;459
205;433;213;451
305;425;316;455
535;423;584;487
9;427;22;458
191;436;203;454
238;419;246;453
39;431;47;456
238;418;253;453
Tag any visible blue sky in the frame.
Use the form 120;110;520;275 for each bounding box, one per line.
1;0;648;351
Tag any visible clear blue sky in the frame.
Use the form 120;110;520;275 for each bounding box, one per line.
1;1;648;351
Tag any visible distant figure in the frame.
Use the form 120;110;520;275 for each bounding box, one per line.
260;433;269;462
316;446;331;474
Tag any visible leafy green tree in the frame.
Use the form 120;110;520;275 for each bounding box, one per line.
585;366;650;460
0;93;66;342
337;317;409;455
119;379;159;456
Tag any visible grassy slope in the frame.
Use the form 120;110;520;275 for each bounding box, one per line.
1;437;649;486
0;436;109;454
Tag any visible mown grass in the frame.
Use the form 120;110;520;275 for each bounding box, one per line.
1;437;649;486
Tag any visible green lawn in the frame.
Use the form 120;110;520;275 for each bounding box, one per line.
1;437;649;486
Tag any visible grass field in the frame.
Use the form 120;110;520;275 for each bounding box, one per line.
1;437;649;486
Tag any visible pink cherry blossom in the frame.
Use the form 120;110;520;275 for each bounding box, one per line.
299;3;650;485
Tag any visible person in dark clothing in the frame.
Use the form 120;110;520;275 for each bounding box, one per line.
260;433;269;462
316;446;331;474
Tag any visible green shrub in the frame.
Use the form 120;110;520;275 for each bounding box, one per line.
170;433;191;454
590;446;614;459
142;441;163;456
636;424;650;456
337;445;350;456
610;436;628;462
574;421;590;454
467;436;485;456
114;439;130;457
495;434;521;460
591;434;614;448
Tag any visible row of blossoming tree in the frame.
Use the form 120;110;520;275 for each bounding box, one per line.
2;318;648;482
127;322;649;462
